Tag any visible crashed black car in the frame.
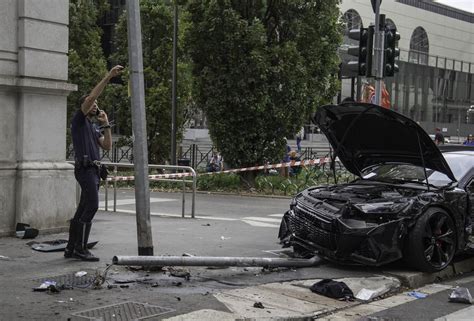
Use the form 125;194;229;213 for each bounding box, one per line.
279;103;474;272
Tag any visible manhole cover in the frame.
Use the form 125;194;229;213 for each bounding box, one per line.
33;271;97;288
71;302;174;320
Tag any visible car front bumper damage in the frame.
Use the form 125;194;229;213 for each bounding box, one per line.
279;209;407;266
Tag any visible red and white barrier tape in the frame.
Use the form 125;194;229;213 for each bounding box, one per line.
106;157;330;182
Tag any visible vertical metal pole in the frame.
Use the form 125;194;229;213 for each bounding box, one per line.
356;76;362;101
105;178;108;211
126;0;153;256
181;176;185;218
192;171;196;218
171;1;178;165
113;165;117;212
350;77;355;100
373;1;385;105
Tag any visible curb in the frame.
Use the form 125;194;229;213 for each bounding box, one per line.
385;256;474;288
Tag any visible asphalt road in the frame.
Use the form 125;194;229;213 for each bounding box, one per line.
100;189;290;223
1;190;473;320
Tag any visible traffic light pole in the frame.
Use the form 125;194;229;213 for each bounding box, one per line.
373;0;384;106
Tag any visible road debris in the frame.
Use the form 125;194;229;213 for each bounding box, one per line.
449;287;473;304
75;271;88;277
407;291;428;299
253;302;265;309
310;279;354;301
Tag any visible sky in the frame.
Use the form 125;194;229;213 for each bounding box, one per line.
435;0;474;13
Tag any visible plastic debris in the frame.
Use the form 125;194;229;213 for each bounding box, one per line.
449;287;473;304
28;239;97;252
75;271;87;277
407;291;428;299
33;281;57;292
0;255;10;260
356;288;378;301
220;236;231;240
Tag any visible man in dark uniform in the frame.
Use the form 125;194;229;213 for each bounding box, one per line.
65;65;123;261
434;127;445;145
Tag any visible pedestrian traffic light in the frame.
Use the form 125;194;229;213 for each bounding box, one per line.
383;27;400;77
341;27;373;78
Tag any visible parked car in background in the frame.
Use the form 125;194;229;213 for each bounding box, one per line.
279;103;474;272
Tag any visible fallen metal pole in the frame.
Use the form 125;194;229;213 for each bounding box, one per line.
113;255;321;268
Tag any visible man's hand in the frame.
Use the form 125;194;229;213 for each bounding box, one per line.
108;65;124;79
97;110;109;125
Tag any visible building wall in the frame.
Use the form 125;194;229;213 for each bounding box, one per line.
340;0;473;63
340;0;474;138
0;0;77;236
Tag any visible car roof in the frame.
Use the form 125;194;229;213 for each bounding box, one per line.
439;145;474;152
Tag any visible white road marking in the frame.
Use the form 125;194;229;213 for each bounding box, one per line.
242;217;282;223
241;220;280;228
99;197;175;207
103;208;238;221
268;213;284;217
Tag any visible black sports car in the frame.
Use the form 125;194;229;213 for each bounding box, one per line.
278;103;474;272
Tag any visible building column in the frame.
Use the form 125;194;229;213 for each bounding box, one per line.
0;0;77;235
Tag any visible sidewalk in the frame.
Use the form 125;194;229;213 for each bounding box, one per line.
1;210;473;320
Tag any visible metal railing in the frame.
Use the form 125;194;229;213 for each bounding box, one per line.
70;162;197;218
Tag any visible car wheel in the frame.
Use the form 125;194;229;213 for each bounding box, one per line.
404;208;456;272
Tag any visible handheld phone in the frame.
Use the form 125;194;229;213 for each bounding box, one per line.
96;108;102;116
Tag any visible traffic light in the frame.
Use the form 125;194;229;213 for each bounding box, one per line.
383;27;400;77
341;27;373;78
347;26;374;77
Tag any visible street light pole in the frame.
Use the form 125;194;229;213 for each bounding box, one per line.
373;0;385;105
171;1;178;165
126;0;153;256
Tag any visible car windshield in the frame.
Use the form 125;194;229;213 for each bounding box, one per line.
428;152;474;184
361;152;473;187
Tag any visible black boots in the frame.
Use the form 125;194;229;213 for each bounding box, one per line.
65;220;99;262
64;219;78;258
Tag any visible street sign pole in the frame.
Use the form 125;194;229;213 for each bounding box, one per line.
126;0;153;256
373;0;385;105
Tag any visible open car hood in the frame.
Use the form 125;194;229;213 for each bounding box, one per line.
314;103;456;181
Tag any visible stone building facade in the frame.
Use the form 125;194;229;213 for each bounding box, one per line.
0;0;76;235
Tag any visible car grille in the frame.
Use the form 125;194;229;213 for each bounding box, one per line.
289;206;338;250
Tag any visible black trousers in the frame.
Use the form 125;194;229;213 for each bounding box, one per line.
73;166;100;223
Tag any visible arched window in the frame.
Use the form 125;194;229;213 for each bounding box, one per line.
342;9;363;42
340;9;363;66
385;18;396;30
409;27;429;64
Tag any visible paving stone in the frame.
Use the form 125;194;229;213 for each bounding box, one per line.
260;282;357;310
163;309;235;321
215;286;324;314
214;292;313;319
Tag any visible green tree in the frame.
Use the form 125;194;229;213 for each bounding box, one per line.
111;0;193;164
67;0;110;145
186;0;342;174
